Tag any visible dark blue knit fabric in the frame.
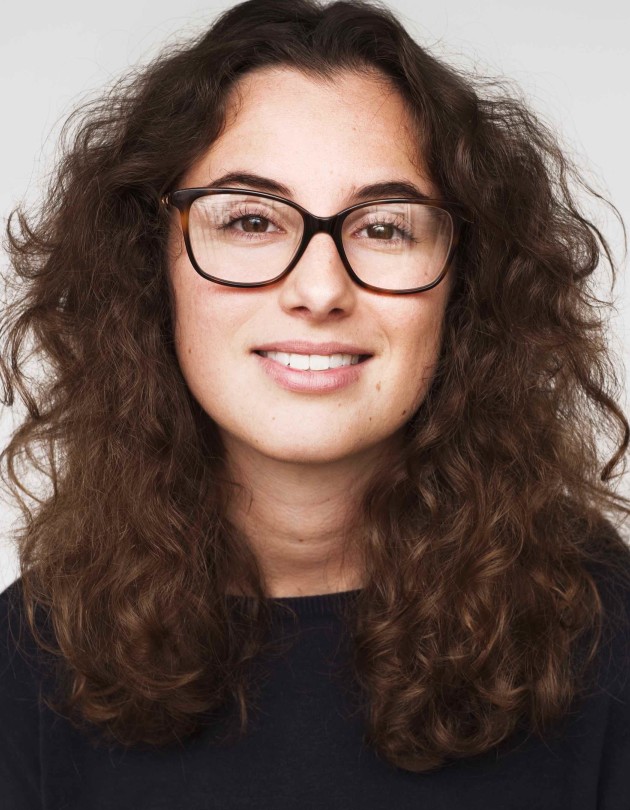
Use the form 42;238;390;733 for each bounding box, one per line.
1;563;629;810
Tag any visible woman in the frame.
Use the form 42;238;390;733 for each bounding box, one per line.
1;0;629;807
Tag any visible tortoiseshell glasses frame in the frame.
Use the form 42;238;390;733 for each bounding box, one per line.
161;187;465;295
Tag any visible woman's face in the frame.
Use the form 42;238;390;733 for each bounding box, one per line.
169;67;453;466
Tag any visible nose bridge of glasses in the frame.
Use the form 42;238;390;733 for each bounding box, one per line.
302;211;337;235
288;212;355;293
299;211;344;258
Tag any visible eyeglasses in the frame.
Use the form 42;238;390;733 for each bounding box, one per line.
162;188;463;294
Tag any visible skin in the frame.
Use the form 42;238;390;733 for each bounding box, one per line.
168;66;453;597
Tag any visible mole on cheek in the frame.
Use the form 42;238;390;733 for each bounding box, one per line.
376;382;381;392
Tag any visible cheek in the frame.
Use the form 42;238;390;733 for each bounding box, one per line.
385;299;447;410
170;260;202;359
170;248;231;345
169;259;228;396
169;258;264;408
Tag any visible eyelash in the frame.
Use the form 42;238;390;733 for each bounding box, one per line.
357;214;414;242
219;205;282;239
218;206;416;242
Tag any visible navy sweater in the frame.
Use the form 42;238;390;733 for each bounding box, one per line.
1;565;629;810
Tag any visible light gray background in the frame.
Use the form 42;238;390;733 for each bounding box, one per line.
1;0;629;591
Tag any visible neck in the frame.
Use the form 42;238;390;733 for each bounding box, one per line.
222;434;399;598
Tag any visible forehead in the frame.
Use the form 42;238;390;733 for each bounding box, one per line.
185;66;435;204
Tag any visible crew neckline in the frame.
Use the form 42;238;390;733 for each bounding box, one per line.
227;588;363;618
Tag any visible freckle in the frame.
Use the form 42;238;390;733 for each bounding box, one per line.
376;382;381;392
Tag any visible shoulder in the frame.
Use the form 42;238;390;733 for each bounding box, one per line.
0;575;60;704
576;525;630;801
584;519;630;627
1;576;28;657
581;522;630;698
0;576;41;694
0;577;43;807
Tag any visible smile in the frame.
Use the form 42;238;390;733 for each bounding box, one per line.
256;350;369;371
253;351;372;393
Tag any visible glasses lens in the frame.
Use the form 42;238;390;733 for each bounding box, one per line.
342;202;453;290
188;193;303;283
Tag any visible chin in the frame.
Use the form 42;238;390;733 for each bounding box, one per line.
261;442;360;465
222;426;373;466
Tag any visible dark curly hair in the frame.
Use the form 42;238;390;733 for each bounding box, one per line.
2;0;630;774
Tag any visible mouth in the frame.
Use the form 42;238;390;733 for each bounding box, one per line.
253;350;372;371
252;345;373;393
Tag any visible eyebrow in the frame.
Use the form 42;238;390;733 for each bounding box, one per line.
204;171;432;203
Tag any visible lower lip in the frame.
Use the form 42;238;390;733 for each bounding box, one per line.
253;352;371;393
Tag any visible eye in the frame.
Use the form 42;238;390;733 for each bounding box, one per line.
354;216;413;242
362;222;398;240
224;209;283;234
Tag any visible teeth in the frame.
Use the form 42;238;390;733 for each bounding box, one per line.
260;351;363;370
329;354;344;369
291;353;310;371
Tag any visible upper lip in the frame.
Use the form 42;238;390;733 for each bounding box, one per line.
253;340;373;356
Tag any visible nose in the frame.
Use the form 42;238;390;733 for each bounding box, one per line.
277;231;357;320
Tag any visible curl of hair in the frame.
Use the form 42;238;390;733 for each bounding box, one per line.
2;0;630;773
